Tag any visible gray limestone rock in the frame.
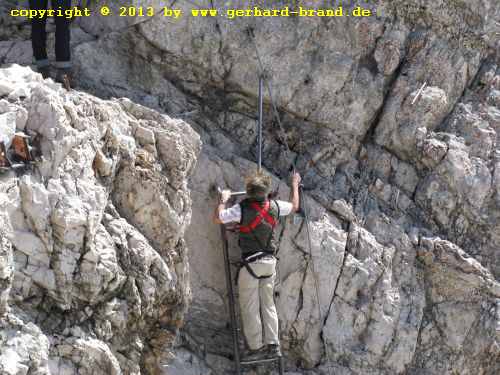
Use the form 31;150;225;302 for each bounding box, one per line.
0;65;201;375
0;234;12;316
0;313;50;375
0;0;500;373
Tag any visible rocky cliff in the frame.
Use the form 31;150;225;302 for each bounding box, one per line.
1;0;500;374
0;65;201;374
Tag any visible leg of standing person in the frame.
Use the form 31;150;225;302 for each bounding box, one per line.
258;257;280;355
52;0;72;69
29;0;50;77
53;0;72;88
239;265;264;351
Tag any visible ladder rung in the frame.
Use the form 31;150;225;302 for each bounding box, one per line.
240;356;282;365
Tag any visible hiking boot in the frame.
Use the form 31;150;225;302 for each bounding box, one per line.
55;68;72;90
267;344;282;357
241;346;267;361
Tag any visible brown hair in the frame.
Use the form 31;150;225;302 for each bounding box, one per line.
245;170;272;198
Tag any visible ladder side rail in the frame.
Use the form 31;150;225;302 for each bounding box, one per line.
220;225;242;375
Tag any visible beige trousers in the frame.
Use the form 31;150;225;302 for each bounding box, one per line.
238;255;279;350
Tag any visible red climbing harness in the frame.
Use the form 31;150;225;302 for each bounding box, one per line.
239;201;277;233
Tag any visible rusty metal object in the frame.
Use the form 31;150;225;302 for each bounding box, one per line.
11;134;33;163
0;134;35;172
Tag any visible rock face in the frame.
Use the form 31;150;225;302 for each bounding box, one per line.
185;148;499;375
0;65;201;374
1;0;500;374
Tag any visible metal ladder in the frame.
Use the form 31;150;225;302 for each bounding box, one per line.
220;224;285;375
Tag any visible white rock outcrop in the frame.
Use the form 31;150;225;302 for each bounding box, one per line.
0;65;201;374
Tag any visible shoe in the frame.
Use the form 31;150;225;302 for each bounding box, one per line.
55;68;72;90
38;66;50;80
267;344;282;357
241;346;267;361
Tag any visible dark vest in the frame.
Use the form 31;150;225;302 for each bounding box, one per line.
238;198;279;258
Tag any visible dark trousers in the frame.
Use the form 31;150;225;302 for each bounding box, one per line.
29;0;72;67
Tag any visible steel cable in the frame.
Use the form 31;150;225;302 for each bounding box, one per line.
246;28;333;374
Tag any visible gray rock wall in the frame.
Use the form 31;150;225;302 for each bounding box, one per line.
0;0;499;374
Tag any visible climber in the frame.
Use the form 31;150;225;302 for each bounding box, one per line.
29;0;73;89
213;170;301;361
